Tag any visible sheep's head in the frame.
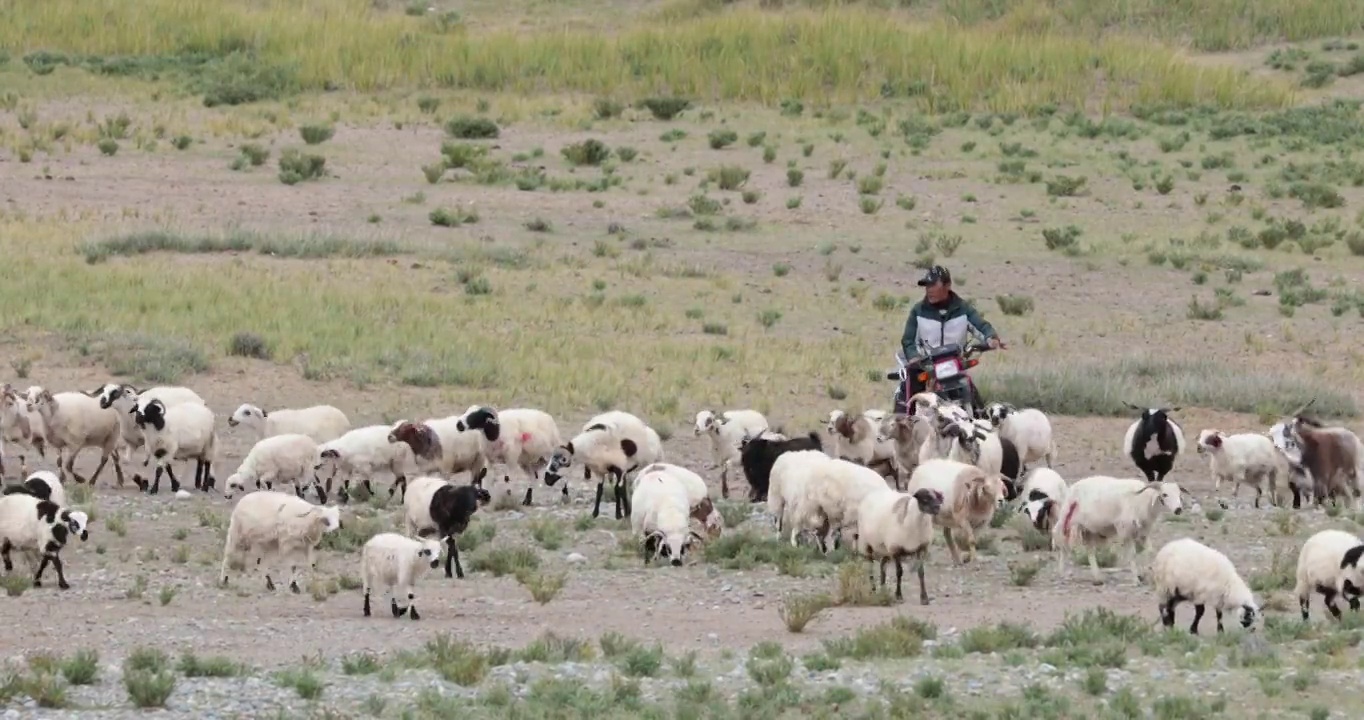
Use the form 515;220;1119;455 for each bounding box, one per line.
27;389;55;418
1238;601;1260;631
1196;429;1225;455
1339;544;1364;602
456;406;500;441
645;528;704;567
694;410;717;436
543;444;575;487
228;403;265;428
691;498;724;539
312;505;343;533
832;412;857;440
61;509;90;542
135;399;167;431
96;383;139;410
416;538;443;569
824;410;846;435
1125;403;1180;435
388;421;440;460
0;385;21;417
223;473;250;499
910;488;944;516
1134;480;1184;514
984;402;1015;425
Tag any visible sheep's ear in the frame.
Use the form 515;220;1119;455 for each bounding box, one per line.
259;409;269;417
561;442;574;455
620;438;638;457
1341;544;1364;569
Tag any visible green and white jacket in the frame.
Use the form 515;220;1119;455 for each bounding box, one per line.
900;292;998;359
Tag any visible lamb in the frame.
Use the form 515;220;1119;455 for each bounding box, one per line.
853;486;944;604
1294;528;1364;621
2;470;67;508
1019;467;1069;544
318;424;417;504
635;462;724;539
904;458;1008;564
454;406;562;507
1151;538;1259;634
1195;429;1286;508
830;409;902;489
983;403;1056;469
1122;403;1186;483
694;409;769;499
402;475;491;579
131;399;219;495
28;388;126;488
1053;475;1184;585
224;434;321;501
543;411;663;519
387;416;485;500
360;532;443;620
739;430;823;503
218;490;342;593
228;403;351;444
0;384;46;478
0;494;89;589
630;467;706;566
1281;400;1362;510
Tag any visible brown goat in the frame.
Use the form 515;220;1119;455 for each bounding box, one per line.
1292;415;1361;508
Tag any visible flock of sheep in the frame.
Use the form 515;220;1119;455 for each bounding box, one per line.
0;378;1362;633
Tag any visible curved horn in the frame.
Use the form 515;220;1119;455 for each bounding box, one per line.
1289;397;1318;417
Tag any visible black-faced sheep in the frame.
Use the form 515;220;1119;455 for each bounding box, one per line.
1151;537;1259;634
739;430;822;503
1294;528;1364;621
132;398;218;495
854;486;944;604
454;405;561;507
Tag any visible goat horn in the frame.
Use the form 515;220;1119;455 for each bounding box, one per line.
1289;397;1317;417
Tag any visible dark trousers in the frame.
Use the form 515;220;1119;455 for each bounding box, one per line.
895;376;984;417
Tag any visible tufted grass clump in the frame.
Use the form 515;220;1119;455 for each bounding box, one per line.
298;123;334;145
561;139;611;166
996;294;1034;316
277;149;326;185
445;116;499;139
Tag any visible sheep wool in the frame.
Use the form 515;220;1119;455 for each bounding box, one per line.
0;494;89;589
361;532;443;620
218;490;342;593
694;409;768;499
318;424;416;504
225;433;320;501
905;458;1007;565
1195;429;1286;508
634;462;723;539
630;468;704;566
28;389;125;488
133;399;218;495
228;403;351;445
455;406;562;508
1150;538;1258;634
1053;475;1183;585
854;486;945;604
2;470;67;508
1294;528;1364;621
402;475;490;579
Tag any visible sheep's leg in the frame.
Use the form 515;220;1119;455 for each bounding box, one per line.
406;585;420;620
892;558;905;602
1214;609;1224;633
521;464;535;507
313;480;329;505
1160;597;1179;628
1299;592;1312;621
1253;485;1262;509
720;460;730;500
445;535;463;579
914;554;930;606
86;446;117;488
35;552;70;590
1189;604;1205;635
592;479;606;519
63;446;85;484
959;524;977;564
872;558;883;589
0;539;12;572
1127;542;1144;584
942;528;961;564
1322;589;1342;620
1087;546;1103;585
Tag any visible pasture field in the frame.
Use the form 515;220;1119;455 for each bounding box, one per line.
2;0;1364;716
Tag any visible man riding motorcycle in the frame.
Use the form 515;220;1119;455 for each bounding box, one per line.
896;265;1006;416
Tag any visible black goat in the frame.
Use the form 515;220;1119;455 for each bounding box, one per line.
1122;402;1185;482
740;430;823;503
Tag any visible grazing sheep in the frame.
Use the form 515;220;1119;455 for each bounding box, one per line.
853;486;945;604
360;532;443;620
630;467;705;566
0;384;46;479
218;490;342;593
2;470;67;507
402;475;491;579
830;410;902;489
904;458;1008;564
983;403;1056;470
1122;404;1186;483
0;494;89;589
1282;405;1362;510
785;454;895;553
1151;537;1259;634
317;424;416;504
1294;528;1364;621
1053;475;1184;585
1019;467;1069;543
387;416;486;500
131;399;219;495
1195;429;1286;508
28;389;126;488
739;430;823;503
635;462;724;539
228;403;351;444
224;434;321;501
544;412;663;519
454;406;561;507
694;409;769;499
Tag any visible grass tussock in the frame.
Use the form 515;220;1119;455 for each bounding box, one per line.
1;1;1289;111
79;229;402;264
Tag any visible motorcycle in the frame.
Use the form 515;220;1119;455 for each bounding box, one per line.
885;341;993;419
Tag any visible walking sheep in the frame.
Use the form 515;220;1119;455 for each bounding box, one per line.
1150;538;1259;634
1195;429;1286;508
853;486;945;604
694;409;769;499
28;388;126;488
1280;402;1362;510
402;475;491;579
454;405;561;507
1054;476;1184;585
318;424;416;503
0;384;46;479
739;430;822;503
1019;467;1069;543
544;412;662;519
0;494;89;589
218;490;342;593
3;470;67;508
1294;528;1364;621
225;434;322;501
1122;404;1185;483
904;458;1008;564
360;532;443;620
132;399;218;495
387;416;486;500
228;403;351;444
984;403;1056;470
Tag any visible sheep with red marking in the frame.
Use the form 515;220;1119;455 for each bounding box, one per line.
1053;475;1184;585
694;409;769;499
454;405;561;508
1195;429;1286;508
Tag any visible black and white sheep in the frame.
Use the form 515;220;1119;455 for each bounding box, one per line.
739;430;823;503
387;416;486;500
1121;403;1186;483
1294;528;1364;621
454;405;562;507
132;399;219;495
360;532;443;620
0;494;89;589
3;470;67;507
543;412;663;519
983;402;1056;470
218;490;342;593
96;383;205;468
402;475;491;579
1151;537;1259;634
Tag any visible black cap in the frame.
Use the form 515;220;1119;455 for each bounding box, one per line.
916;265;951;287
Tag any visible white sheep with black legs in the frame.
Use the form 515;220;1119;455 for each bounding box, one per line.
544;411;663;519
361;532;443;620
131;399;219;495
454;406;561;508
316;424;416;504
983;402;1056;470
631;467;705;566
695;409;768;499
28;388;126;488
1294;528;1364;621
402;475;491;579
853;486;945;604
1150;537;1259;634
1019;467;1068;545
0;494;89;589
224;433;321;501
2;470;67;507
905;458;1008;565
387;416;485;501
1122;404;1185;483
96;383;205;467
1053;475;1185;585
228;403;351;444
218;490;342;593
0;384;46;479
1195;429;1286;508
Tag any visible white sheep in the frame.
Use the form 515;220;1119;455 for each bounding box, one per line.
0;493;89;589
1053;475;1184;585
905;458;1008;564
131;399;219;495
853;486;945;604
775;450;888;553
28;388;126;488
228;403;351;444
218;490;342;593
983;403;1056;469
387;416;486;500
635;462;724;540
1294;528;1364;621
1195;429;1286;508
694;409;768;499
317;424;416;504
3;470;67;508
360;532;443;620
402;475;490;579
917;418;1014;496
1151;537;1259;634
1019;467;1069;544
454;406;562;507
544;411;663;519
630;467;705;566
224;433;321;501
0;384;47;478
